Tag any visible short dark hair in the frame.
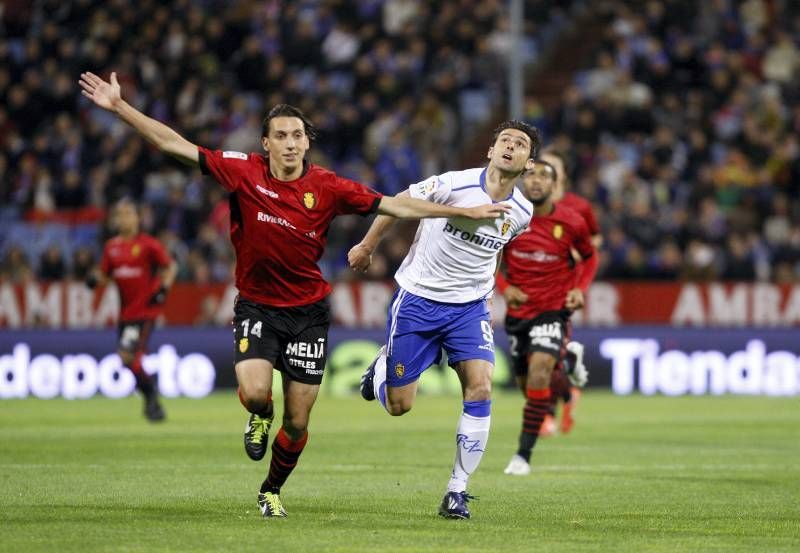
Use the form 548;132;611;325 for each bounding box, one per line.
115;197;139;213
491;120;541;159
532;159;558;181
541;147;572;183
261;104;318;141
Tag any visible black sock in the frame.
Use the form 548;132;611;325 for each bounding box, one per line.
134;372;156;400
517;435;538;463
517;396;549;463
261;428;308;493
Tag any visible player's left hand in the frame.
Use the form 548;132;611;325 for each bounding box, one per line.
348;243;373;272
464;203;511;220
149;285;169;306
565;288;585;310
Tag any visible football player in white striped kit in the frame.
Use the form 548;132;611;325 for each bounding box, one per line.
349;120;541;519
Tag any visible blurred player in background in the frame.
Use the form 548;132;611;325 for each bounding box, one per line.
497;160;596;476
350;120;540;519
538;148;602;436
79;71;508;519
86;198;177;422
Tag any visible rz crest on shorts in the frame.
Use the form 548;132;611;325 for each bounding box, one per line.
384;289;494;387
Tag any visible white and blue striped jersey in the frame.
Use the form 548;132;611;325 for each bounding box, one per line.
394;167;533;304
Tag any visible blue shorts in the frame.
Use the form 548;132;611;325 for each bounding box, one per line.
384;288;495;388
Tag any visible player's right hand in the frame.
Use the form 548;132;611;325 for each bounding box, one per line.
79;71;122;111
348;243;373;272
504;285;528;309
148;285;169;306
464;203;511;220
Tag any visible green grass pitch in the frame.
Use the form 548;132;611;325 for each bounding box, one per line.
1;391;799;552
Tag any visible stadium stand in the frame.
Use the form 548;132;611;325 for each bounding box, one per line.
1;0;798;284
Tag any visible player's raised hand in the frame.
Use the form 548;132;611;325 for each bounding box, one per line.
348;243;373;272
79;71;122;111
464;203;511;220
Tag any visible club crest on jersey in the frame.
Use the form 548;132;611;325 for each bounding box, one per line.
501;220;511;236
239;338;249;353
303;192;316;209
131;244;141;257
553;224;563;239
395;362;405;378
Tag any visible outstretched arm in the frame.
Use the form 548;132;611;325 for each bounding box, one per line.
376;193;508;220
348;191;510;272
79;71;199;166
348;211;398;272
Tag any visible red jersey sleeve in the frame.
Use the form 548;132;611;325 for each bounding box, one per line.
581;203;600;236
576;251;598;292
99;243;111;276
332;176;383;216
571;217;595;261
495;270;509;294
570;216;597;292
146;236;172;268
198;147;254;192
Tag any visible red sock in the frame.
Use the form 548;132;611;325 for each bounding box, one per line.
517;388;551;462
261;428;308;493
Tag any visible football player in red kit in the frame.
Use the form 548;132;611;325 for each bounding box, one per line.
538;148;602;435
496;160;598;475
87;198;177;421
79;71;509;517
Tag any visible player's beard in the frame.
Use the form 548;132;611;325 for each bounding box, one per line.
529;195;551;207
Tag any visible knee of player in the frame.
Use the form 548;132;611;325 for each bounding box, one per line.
463;381;492;401
387;401;411;416
282;413;310;434
118;350;135;366
528;354;556;376
239;386;271;412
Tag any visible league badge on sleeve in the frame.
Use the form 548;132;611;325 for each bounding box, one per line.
239;338;249;353
415;177;438;197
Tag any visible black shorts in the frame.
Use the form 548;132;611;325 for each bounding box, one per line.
233;296;331;385
117;320;155;354
505;310;572;377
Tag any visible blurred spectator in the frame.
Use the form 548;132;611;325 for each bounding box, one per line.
1;246;34;283
38;245;66;280
721;234;757;281
2;0;799;285
71;247;95;280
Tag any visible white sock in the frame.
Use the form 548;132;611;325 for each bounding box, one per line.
372;348;389;413
447;408;491;493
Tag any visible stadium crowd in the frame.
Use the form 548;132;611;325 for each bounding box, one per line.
1;0;799;285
